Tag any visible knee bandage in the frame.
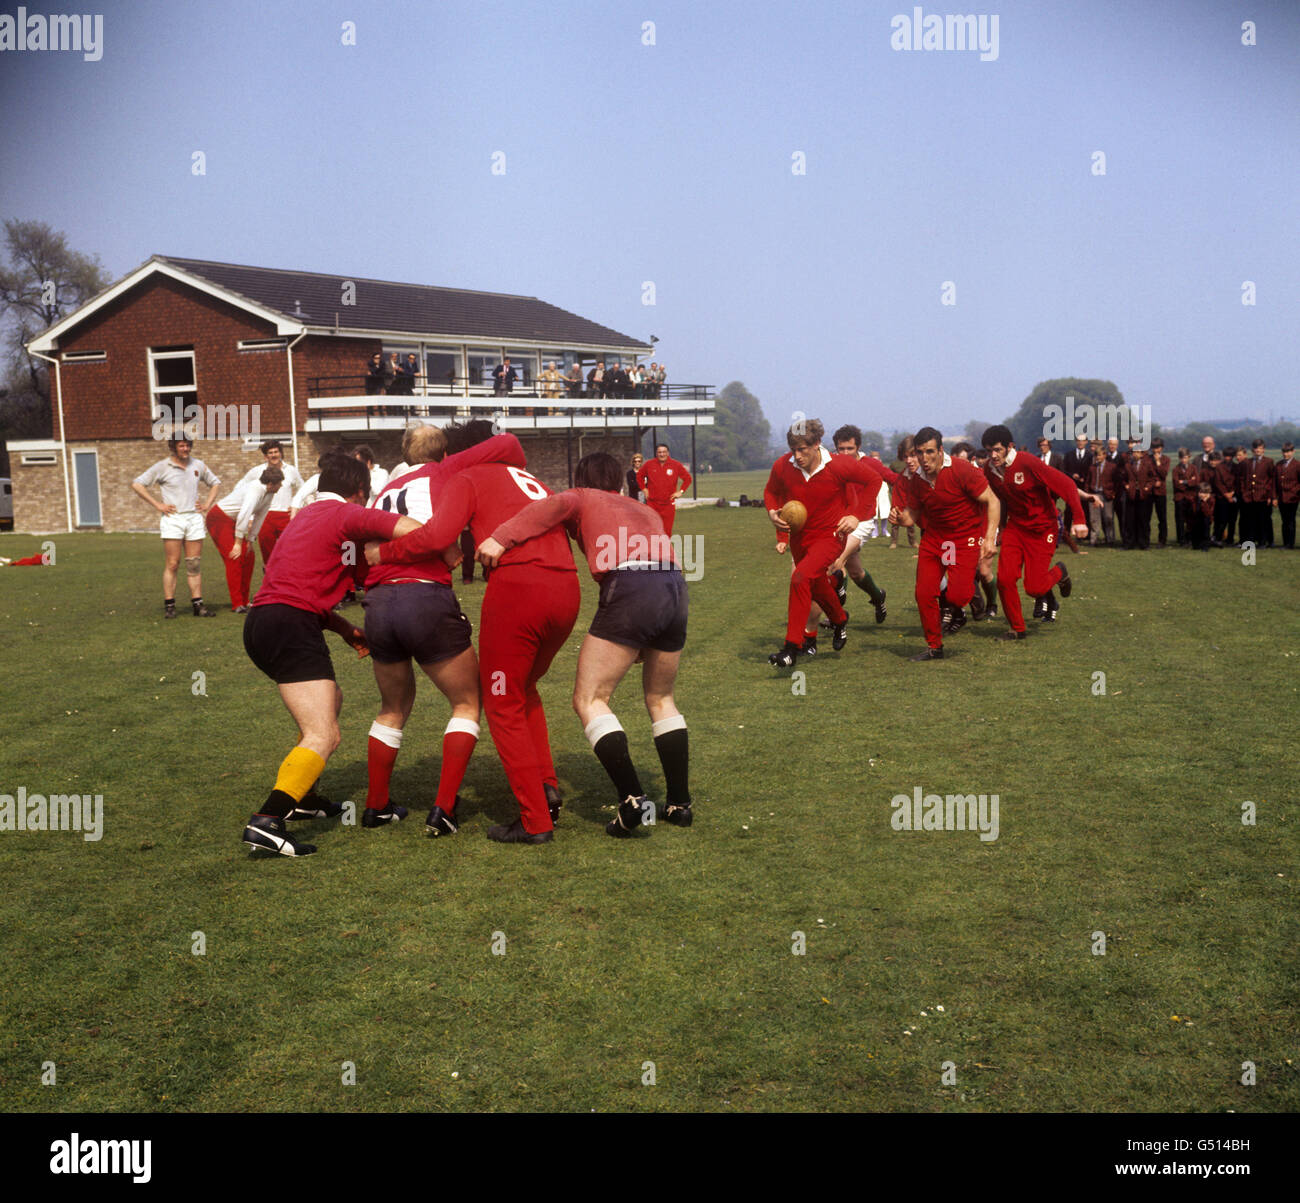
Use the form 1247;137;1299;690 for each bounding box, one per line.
185;555;202;574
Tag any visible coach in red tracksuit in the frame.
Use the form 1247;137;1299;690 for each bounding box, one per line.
980;426;1088;638
891;426;1000;661
375;434;579;844
637;443;691;536
762;418;886;667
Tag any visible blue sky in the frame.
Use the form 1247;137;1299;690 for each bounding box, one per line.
1;0;1296;437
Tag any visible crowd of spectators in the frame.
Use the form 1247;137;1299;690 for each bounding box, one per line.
362;353;667;402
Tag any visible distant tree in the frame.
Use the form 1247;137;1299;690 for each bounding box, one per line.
0;219;109;414
1003;378;1127;449
964;418;997;443
859;429;887;455
653;381;774;472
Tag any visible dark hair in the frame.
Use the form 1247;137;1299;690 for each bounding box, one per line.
574;451;623;492
353;444;375;467
1284;442;1295;453
952;441;976;459
444;419;496;457
167;436;192;452
981;425;1014;449
1252;438;1265;450
259;439;282;454
1223;446;1237;458
655;442;670;454
1151;438;1164;449
914;426;943;450
259;466;284;486
832;424;862;448
896;434;915;459
319;451;371;500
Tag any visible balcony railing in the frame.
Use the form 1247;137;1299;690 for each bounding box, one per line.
304;375;715;433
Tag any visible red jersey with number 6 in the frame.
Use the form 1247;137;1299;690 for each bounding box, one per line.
379;463;577;575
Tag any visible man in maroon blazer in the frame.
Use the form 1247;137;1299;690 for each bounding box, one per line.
1275;443;1299;549
1121;446;1158;549
1149;438;1171;547
1239;438;1276;548
1086;443;1118;546
1171;448;1200;547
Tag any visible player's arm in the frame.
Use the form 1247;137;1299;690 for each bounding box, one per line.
674;461;692;496
130;477;171;514
976;486;1001;558
232;483;267;548
198;467;220;514
322;607;369;658
444;432;527;473
837;457;884;533
763;462;790;531
479;491;583;567
373;478;474;565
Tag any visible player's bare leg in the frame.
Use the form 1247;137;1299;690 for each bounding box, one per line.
642;648;691;827
420;648;481;834
574;634;652;836
162;538;182;609
183;538;213;615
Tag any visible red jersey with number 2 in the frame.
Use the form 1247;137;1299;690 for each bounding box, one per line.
379;463;576;575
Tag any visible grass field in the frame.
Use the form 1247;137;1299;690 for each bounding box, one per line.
1;479;1297;1113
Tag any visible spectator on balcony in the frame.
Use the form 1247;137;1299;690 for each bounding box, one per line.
588;360;606;399
565;362;584;398
607;361;630;400
629;364;645;399
541;361;564;401
492;357;517;397
654;363;667;398
392;352;420;397
365;352;387;396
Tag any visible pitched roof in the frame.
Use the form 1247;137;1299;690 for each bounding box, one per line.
157;256;651;350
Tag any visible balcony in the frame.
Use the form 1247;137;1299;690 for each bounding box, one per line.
304;376;714;434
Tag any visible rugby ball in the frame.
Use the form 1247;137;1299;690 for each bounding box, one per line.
778;500;808;532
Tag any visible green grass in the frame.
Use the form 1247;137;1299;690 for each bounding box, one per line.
0;515;1296;1113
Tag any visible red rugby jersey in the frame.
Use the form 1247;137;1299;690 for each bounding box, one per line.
762;448;885;542
252;495;401;616
896;454;989;541
379;463;576;575
365;433;527;587
983;449;1085;535
490;488;675;580
637;457;691;504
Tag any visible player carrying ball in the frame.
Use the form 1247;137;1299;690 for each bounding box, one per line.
762;418;887;667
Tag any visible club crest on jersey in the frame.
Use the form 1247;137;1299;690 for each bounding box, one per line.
1014;471;1024;484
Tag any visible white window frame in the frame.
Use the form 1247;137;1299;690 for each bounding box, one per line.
148;347;198;422
237;338;288;352
71;447;103;528
64;350;107;363
20;452;59;466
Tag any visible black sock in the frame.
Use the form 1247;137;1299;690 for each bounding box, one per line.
981;577;997;605
592;730;643;801
260;788;296;819
653;727;690;808
853;572;884;604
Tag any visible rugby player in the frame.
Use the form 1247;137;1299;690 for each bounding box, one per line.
369;423;579;845
361;422;529;836
636;443;691;536
890;427;1001;660
241;451;421;857
762;419;887;667
205;466;283;611
980;426;1091;637
477;451;692;839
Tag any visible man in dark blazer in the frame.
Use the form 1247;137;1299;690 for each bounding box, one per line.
1064;436;1091;492
1239;438;1275;547
1149;438;1171;546
1275;442;1299;549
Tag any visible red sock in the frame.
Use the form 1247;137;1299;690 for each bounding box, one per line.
435;721;479;811
366;722;403;809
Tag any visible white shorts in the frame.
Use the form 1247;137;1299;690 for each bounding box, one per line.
160;511;205;542
847;520;874;546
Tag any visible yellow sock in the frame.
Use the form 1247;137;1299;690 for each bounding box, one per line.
273;747;326;802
